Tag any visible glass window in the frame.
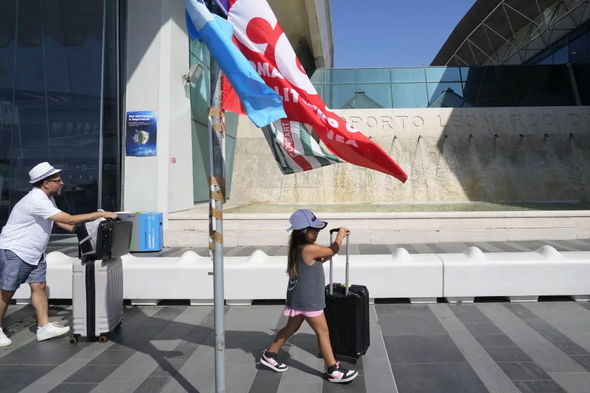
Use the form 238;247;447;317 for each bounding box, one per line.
353;84;392;108
310;69;325;83
553;45;568;64
0;0;16;225
390;67;425;83
392;83;428;108
330;84;356;108
427;82;463;106
189;43;209;125
356;68;390;83
1;0;120;227
460;66;486;82
190;38;205;62
327;69;355;84
573;63;590;105
569;34;589;63
425;67;461;82
537;55;553;64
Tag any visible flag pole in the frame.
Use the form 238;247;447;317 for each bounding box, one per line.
208;59;227;393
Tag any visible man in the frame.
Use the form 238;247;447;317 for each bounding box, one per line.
0;162;117;346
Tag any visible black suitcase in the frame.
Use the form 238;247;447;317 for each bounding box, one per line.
324;229;370;359
75;218;132;261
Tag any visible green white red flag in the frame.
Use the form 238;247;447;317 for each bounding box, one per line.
262;120;343;174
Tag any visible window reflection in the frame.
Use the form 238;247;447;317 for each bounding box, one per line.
313;64;577;109
392;83;428;108
0;0;121;228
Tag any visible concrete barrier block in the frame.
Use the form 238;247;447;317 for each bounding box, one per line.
347;251;443;299
442;247;590;298
122;251;213;302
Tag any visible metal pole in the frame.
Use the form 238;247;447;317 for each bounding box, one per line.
208;59;226;393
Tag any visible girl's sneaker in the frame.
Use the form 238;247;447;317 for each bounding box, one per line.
260;350;288;372
327;361;358;383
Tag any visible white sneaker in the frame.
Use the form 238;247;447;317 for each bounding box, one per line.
0;328;11;347
36;322;70;341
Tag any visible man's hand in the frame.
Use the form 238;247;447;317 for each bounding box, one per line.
101;211;118;220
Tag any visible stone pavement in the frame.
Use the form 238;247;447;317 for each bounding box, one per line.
2;300;590;393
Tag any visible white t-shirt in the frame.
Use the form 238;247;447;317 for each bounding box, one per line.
0;187;61;265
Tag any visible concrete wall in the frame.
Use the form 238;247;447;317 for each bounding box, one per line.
124;0;193;217
230;106;590;204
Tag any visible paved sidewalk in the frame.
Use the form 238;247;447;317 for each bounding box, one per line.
2;300;590;393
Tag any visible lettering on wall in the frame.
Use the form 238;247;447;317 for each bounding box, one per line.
338;109;590;135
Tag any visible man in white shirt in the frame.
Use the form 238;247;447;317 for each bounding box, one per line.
0;162;117;346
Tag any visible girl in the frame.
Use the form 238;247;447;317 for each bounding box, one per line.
259;209;358;383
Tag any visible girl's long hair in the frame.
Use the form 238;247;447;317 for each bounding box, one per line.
287;228;311;280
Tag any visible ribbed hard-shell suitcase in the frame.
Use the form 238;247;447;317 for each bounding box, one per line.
71;218;131;343
324;230;370;359
71;258;124;343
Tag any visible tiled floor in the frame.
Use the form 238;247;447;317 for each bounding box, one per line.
2;300;590;393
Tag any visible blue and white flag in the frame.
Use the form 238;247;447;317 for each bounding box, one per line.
184;0;285;127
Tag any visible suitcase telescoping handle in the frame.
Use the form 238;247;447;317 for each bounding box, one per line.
329;228;350;296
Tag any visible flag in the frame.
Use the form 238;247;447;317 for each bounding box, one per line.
184;0;286;127
222;0;408;182
263;120;343;174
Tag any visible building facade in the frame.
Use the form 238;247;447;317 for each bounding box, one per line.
1;0;589;239
0;0;332;227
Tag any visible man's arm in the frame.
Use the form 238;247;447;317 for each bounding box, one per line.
55;222;75;232
49;211;118;226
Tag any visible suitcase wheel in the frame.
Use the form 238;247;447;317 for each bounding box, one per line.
98;335;108;344
69;335;79;345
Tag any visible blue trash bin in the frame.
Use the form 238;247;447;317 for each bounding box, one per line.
118;212;163;252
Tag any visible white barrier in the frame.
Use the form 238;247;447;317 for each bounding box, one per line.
122;251;213;305
223;249;443;304
12;247;590;304
441;246;590;303
343;249;443;303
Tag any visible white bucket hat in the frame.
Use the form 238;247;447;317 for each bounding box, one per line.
29;162;62;184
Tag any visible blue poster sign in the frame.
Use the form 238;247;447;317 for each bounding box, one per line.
126;111;157;156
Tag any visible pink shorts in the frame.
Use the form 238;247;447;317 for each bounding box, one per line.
283;306;323;318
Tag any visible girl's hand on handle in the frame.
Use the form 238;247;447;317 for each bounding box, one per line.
335;227;349;244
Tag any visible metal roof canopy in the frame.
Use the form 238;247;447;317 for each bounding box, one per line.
432;0;590;66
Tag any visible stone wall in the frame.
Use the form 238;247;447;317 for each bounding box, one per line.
230;107;590;204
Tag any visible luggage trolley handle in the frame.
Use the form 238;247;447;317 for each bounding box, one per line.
329;228;350;296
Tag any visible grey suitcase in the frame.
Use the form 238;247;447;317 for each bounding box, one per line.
71;258;124;343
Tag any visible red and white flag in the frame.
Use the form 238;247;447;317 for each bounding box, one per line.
222;0;407;182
